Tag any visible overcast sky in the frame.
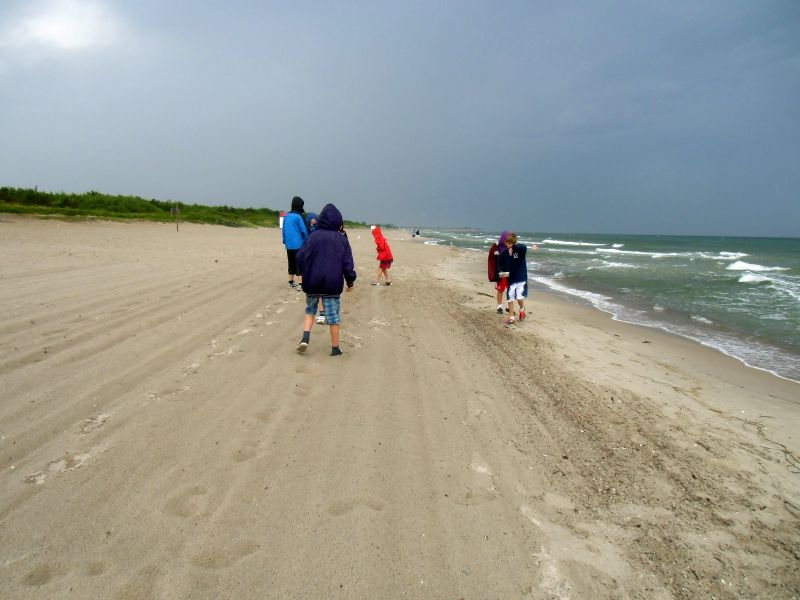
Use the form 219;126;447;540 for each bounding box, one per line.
1;1;798;236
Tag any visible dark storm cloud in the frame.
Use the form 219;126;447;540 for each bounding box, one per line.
1;1;798;235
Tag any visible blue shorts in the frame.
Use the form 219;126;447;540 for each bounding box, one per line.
305;295;341;325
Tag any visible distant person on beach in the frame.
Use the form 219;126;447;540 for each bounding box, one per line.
295;203;356;356
501;233;528;325
305;211;325;322
306;211;319;234
488;230;511;314
371;225;394;286
282;196;308;288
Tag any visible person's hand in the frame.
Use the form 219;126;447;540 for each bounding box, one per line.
346;285;353;292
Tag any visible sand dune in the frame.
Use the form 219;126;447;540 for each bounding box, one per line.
1;215;798;599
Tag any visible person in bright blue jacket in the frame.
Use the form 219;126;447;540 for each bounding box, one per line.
282;196;308;287
295;203;357;356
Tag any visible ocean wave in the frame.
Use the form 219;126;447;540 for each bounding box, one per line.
691;315;714;324
738;273;771;284
546;248;601;256
727;261;789;272
541;238;606;247
588;261;642;270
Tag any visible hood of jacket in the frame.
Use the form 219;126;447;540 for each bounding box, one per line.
291;196;305;213
372;226;384;240
317;203;343;231
306;212;318;230
498;230;511;246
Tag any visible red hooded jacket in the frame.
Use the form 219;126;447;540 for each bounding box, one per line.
372;226;394;262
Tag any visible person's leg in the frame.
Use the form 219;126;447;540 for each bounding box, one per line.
316;299;326;324
505;284;517;323
384;267;391;284
325;298;343;355
518;299;526;320
373;266;382;285
287;250;296;285
297;296;317;352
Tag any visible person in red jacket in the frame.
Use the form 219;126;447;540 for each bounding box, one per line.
370;225;394;286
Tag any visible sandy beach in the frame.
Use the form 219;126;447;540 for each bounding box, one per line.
1;215;798;599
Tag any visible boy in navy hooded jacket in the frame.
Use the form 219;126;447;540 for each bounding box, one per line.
295;204;357;356
500;232;528;324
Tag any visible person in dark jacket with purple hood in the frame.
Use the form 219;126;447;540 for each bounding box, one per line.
295;203;357;356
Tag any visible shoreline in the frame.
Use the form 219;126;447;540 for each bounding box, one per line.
416;232;800;385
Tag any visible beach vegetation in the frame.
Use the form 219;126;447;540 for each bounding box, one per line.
0;187;368;229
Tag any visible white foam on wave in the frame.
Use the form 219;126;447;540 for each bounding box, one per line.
541;238;606;247
719;252;748;260
738;272;771;284
691;315;714;325
727;261;789;272
612;243;624;248
588;261;642;270
546;248;600;256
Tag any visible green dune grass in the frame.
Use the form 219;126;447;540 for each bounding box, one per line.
0;187;367;229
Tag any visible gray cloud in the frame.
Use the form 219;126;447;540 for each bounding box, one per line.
1;0;798;235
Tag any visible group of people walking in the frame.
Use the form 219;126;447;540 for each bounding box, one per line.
281;196;393;357
488;230;530;325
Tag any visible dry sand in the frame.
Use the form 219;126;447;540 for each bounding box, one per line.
1;215;798;599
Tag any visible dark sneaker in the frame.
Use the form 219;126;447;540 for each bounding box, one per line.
288;281;296;288
385;281;392;286
370;282;378;286
496;307;503;314
297;332;310;353
330;346;343;356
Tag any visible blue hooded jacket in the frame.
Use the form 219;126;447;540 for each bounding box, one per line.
296;204;357;296
306;212;318;233
282;196;308;250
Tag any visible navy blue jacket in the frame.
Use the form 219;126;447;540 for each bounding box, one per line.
296;204;357;296
501;243;528;284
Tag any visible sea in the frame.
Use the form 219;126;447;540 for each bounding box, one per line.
415;229;800;384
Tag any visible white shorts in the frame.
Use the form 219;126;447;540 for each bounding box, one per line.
507;281;528;301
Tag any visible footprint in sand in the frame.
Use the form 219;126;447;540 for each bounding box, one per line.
115;565;161;598
79;414;110;434
448;455;498;505
327;497;384;517
84;561;107;576
293;383;311;397
254;408;274;424
22;563;70;586
182;363;201;375
232;443;258;463
162;485;208;518
27;452;91;483
190;539;258;570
